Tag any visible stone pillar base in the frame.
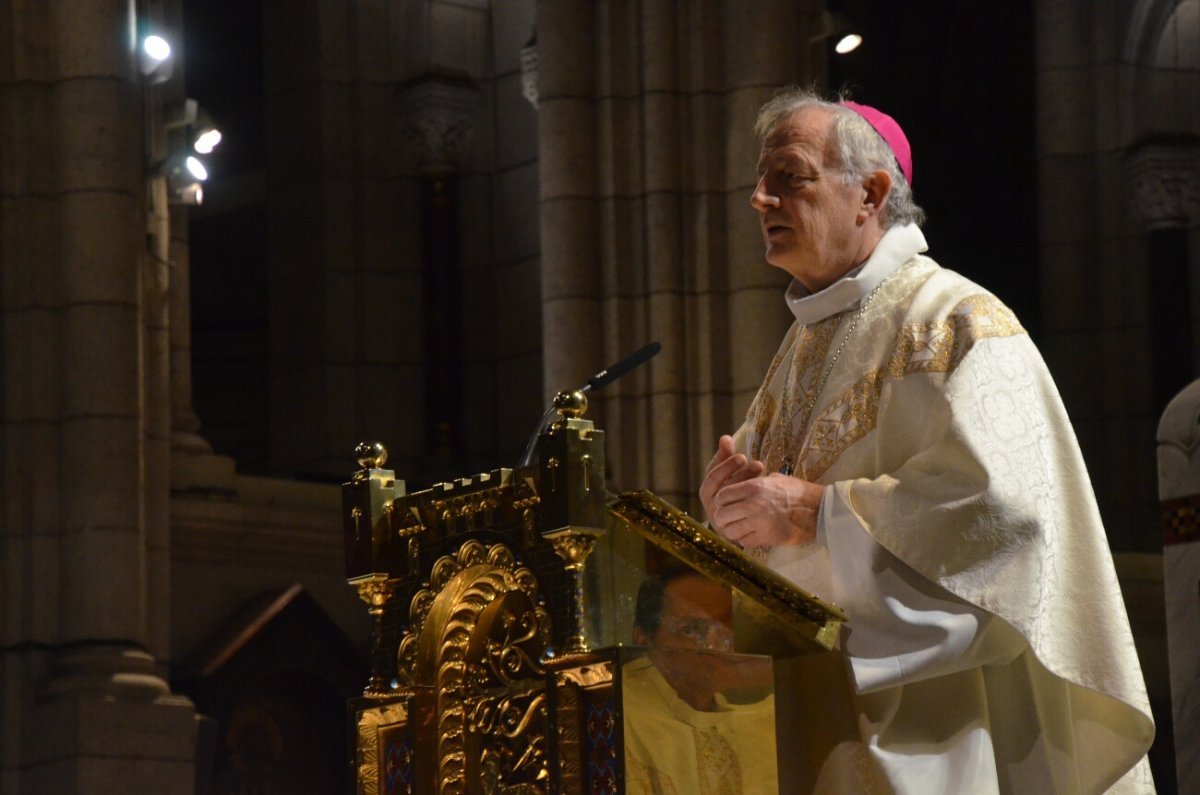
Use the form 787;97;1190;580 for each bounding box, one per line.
171;450;237;496
19;645;198;793
24;696;197;794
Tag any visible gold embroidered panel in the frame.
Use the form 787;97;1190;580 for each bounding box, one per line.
751;290;1027;482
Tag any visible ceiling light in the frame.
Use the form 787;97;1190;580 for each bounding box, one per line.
807;10;863;55
185;156;208;181
167;99;223;155
193;128;222;154
142;35;171;62
139;34;175;84
835;33;863;54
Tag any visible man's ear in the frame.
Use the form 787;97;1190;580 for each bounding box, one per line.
861;169;893;216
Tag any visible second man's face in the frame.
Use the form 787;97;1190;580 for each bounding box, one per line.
751;107;872;293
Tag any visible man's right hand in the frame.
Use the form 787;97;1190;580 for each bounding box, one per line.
699;435;764;533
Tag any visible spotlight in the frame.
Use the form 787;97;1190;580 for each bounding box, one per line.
151;154;209;206
166;162;205;205
835;33;863;54
807;11;863;54
167;99;223;155
177;183;204;206
139;33;175;84
185;156;208;181
142;35;171;62
193;127;222;155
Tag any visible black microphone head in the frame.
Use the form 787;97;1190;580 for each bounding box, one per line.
585;341;662;392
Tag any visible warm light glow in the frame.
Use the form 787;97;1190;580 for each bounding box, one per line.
193;128;222;154
142;35;172;62
835;33;862;54
185;156;208;181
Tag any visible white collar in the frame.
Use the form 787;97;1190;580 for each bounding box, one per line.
784;224;928;325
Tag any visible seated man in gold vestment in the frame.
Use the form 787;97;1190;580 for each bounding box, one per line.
699;88;1156;793
622;570;777;795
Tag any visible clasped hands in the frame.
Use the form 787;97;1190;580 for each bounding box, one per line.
699;435;825;549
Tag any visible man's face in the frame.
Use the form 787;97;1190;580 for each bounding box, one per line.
650;574;735;653
751;107;874;292
634;575;735;711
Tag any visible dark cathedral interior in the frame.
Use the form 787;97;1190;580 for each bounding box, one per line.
1;0;1197;792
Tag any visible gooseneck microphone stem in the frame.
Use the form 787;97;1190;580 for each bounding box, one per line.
517;342;662;467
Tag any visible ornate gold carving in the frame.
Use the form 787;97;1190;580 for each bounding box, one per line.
470;691;549;794
357;701;409;795
548;533;597;569
474;595;547;686
553;661;614;689
383;540;553;793
546;531;600;654
351;574;401;697
553;680;583;794
545;659;615;794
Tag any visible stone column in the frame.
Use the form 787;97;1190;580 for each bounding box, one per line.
1157;379;1200;792
537;0;819;508
0;0;196;791
169;203;214;456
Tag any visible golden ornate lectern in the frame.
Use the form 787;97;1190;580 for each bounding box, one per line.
343;393;851;794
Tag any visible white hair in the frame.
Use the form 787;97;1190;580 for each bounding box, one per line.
754;88;926;229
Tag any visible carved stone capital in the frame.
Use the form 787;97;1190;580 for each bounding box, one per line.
395;73;481;173
1126;143;1200;230
519;42;539;110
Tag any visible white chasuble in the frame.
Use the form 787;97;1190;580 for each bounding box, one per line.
733;225;1155;794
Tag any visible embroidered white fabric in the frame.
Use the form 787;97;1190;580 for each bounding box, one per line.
727;225;1155;793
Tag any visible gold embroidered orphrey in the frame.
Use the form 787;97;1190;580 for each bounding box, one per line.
752;281;1025;483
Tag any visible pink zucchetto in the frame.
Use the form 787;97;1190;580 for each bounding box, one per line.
838;100;914;186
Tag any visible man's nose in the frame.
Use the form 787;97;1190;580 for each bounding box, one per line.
750;176;778;211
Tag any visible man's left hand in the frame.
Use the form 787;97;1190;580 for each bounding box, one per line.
709;473;825;548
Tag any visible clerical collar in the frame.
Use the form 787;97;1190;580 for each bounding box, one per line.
784;223;928;324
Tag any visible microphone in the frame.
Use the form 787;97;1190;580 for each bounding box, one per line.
517;342;662;467
581;341;662;393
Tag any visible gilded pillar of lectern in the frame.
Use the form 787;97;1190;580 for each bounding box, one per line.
343;393;852;794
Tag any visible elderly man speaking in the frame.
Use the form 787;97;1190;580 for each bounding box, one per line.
700;88;1155;793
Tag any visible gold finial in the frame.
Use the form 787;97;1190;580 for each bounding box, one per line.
355;441;388;469
552;389;588;418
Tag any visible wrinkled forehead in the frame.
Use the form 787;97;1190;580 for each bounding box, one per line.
758;107;836;164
